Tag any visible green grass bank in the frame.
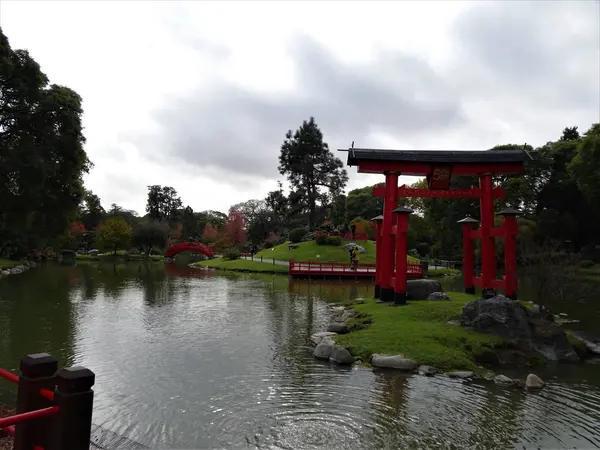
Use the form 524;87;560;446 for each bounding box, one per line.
335;293;504;371
194;258;289;274
0;259;20;269
255;240;419;265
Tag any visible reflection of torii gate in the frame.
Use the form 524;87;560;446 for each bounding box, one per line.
343;148;530;305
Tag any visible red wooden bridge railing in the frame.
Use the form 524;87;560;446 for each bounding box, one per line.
289;260;424;278
0;353;95;450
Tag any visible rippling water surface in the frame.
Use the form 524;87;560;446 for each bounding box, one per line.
1;263;600;449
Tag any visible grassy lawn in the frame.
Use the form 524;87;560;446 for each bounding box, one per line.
194;258;289;274
255;240;419;264
426;268;461;278
0;258;20;269
579;265;600;280
335;293;503;371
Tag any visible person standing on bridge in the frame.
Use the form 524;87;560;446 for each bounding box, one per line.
352;247;360;270
348;247;355;265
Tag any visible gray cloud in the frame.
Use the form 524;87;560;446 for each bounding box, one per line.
127;33;465;182
124;1;598;192
452;1;599;110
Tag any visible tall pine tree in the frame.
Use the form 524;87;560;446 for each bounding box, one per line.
278;117;348;231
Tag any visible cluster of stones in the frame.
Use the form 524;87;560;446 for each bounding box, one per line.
0;260;37;278
310;300;546;390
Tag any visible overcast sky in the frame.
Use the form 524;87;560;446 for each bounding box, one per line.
1;1;599;215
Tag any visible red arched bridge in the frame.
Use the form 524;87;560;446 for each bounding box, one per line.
166;241;214;259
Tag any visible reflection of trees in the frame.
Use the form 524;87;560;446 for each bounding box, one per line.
0;265;76;369
370;371;409;436
287;279;372;303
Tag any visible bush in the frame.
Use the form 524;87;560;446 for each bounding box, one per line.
316;235;328;246
263;241;274;249
416;242;431;257
579;259;595;268
223;248;241;260
289;228;308;243
326;236;343;246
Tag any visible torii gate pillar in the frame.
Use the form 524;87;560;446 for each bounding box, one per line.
379;172;399;302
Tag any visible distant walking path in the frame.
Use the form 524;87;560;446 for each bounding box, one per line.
242;256;289;267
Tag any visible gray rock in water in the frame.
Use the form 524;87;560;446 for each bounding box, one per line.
571;332;600;355
329;346;354;365
310;331;338;346
10;267;23;274
331;306;345;314
447;371;474;379
407;279;443;300
314;340;336;360
341;309;357;321
371;354;419;371
327;322;349;334
418;365;438;376
1;270;9;276
494;374;514;385
460;295;579;363
427;292;451;301
525;373;545;389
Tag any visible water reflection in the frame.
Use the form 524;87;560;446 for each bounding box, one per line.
1;264;600;448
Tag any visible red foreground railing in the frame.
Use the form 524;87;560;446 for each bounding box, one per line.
0;353;95;450
289;260;424;278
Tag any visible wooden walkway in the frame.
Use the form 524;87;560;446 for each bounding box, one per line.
289;260;424;279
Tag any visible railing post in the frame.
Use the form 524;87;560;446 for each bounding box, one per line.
50;366;95;450
14;353;58;450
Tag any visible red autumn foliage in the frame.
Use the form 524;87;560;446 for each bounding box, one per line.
202;224;218;243
226;208;246;246
70;222;86;234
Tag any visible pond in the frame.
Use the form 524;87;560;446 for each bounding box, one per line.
1;263;600;449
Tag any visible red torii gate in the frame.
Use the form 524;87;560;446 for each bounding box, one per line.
343;148;530;305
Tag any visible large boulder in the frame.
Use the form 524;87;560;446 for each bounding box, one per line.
407;279;443;300
460;295;579;363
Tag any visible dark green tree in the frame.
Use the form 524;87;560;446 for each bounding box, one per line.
180;206;199;240
346;185;383;223
146;185;183;222
132;221;169;254
568;124;600;204
0;28;91;256
78;190;106;231
278;117;348;230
